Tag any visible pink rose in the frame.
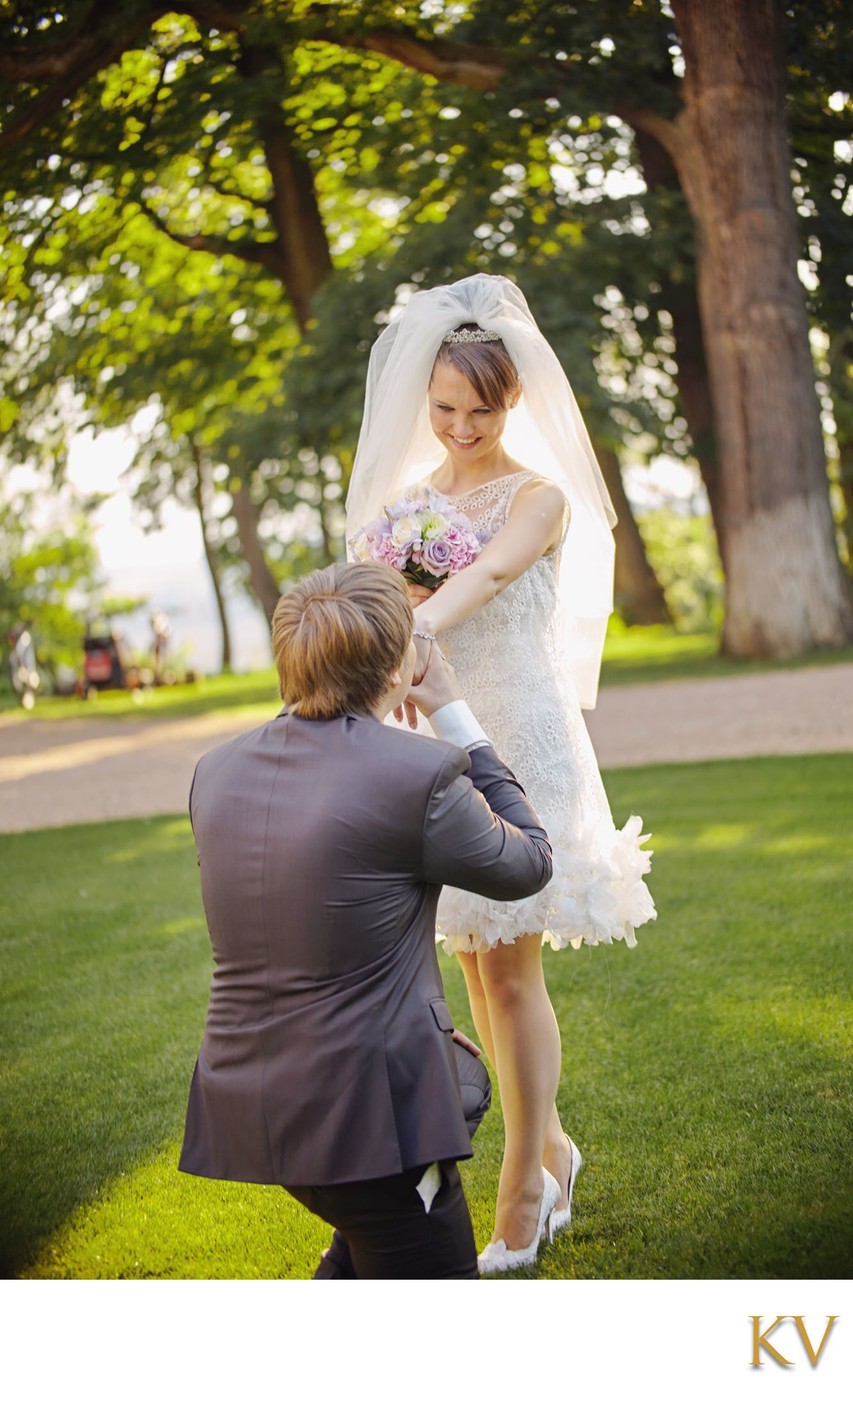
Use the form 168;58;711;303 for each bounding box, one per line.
421;537;454;576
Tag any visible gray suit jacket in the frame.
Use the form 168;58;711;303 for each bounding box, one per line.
179;707;551;1187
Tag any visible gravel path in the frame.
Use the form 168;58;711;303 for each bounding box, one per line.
1;664;851;834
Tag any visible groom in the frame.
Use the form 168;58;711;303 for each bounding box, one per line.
179;561;552;1278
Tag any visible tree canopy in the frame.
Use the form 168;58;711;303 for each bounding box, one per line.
1;1;850;653
0;478;105;679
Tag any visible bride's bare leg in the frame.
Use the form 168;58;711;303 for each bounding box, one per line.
543;1105;574;1212
458;947;576;1222
456;950;496;1064
477;932;562;1250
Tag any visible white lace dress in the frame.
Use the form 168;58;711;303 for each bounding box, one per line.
430;469;656;954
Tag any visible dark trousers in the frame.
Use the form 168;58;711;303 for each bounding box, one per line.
285;1159;478;1279
286;1041;490;1280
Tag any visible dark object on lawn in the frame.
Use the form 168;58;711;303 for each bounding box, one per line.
82;627;134;692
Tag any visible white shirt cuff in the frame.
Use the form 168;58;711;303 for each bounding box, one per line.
429;700;491;751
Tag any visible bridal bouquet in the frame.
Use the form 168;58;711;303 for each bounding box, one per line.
349;488;482;590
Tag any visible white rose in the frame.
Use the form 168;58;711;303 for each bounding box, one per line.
391;515;422;547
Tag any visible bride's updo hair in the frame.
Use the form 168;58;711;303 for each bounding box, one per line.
431;324;520;411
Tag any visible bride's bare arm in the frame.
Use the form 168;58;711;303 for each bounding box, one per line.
414;480;567;636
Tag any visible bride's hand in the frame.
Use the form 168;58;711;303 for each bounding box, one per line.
406;582;434;606
412;632;432;685
407;644;462;718
393;633;432;728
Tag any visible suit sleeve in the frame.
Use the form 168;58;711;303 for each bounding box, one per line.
421;744;552;899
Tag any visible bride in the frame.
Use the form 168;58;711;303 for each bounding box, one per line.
346;274;656;1273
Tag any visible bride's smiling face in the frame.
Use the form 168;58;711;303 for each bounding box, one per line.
428;363;518;468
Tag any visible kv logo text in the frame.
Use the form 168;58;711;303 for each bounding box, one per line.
750;1315;839;1368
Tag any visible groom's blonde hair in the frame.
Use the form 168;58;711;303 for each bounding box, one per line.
272;562;413;719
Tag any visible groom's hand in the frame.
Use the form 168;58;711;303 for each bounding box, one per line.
451;1028;482;1059
407;646;463;718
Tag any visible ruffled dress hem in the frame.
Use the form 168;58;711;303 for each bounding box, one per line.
436;814;656;955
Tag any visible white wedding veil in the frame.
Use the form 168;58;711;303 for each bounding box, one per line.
345;273;617;708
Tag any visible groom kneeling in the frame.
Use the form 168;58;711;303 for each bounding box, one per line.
179;562;552;1278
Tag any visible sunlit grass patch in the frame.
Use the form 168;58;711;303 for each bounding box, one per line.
25;1147;328;1281
2;754;850;1279
599;622;853;688
0;668;280;724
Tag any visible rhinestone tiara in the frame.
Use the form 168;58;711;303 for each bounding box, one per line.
442;327;503;345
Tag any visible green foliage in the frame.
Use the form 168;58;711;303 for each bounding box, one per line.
0;481;103;678
784;3;853;563
0;0;848;615
0;0;699;503
2;753;850;1277
635;508;724;634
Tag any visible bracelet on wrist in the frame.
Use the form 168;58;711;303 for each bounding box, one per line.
413;629;437;641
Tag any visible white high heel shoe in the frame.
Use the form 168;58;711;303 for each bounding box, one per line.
477;1169;561;1275
548;1136;582;1237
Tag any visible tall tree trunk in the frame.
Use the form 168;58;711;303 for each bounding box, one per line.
834;434;853;572
231;481;282;623
665;0;852;655
238;41;333;333
191;443;232;673
826;335;853;572
633;128;725;555
222;43;335;614
593;442;672;625
262;124;334;333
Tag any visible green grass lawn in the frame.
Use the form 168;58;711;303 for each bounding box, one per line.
1;753;851;1279
598;624;853;688
0;667;282;725
3;625;852;725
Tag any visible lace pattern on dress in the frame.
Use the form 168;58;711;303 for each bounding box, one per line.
441;469;570;550
429;469;655;953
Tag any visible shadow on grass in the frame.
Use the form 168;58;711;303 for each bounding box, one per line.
2;755;852;1278
0;816;211;1276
